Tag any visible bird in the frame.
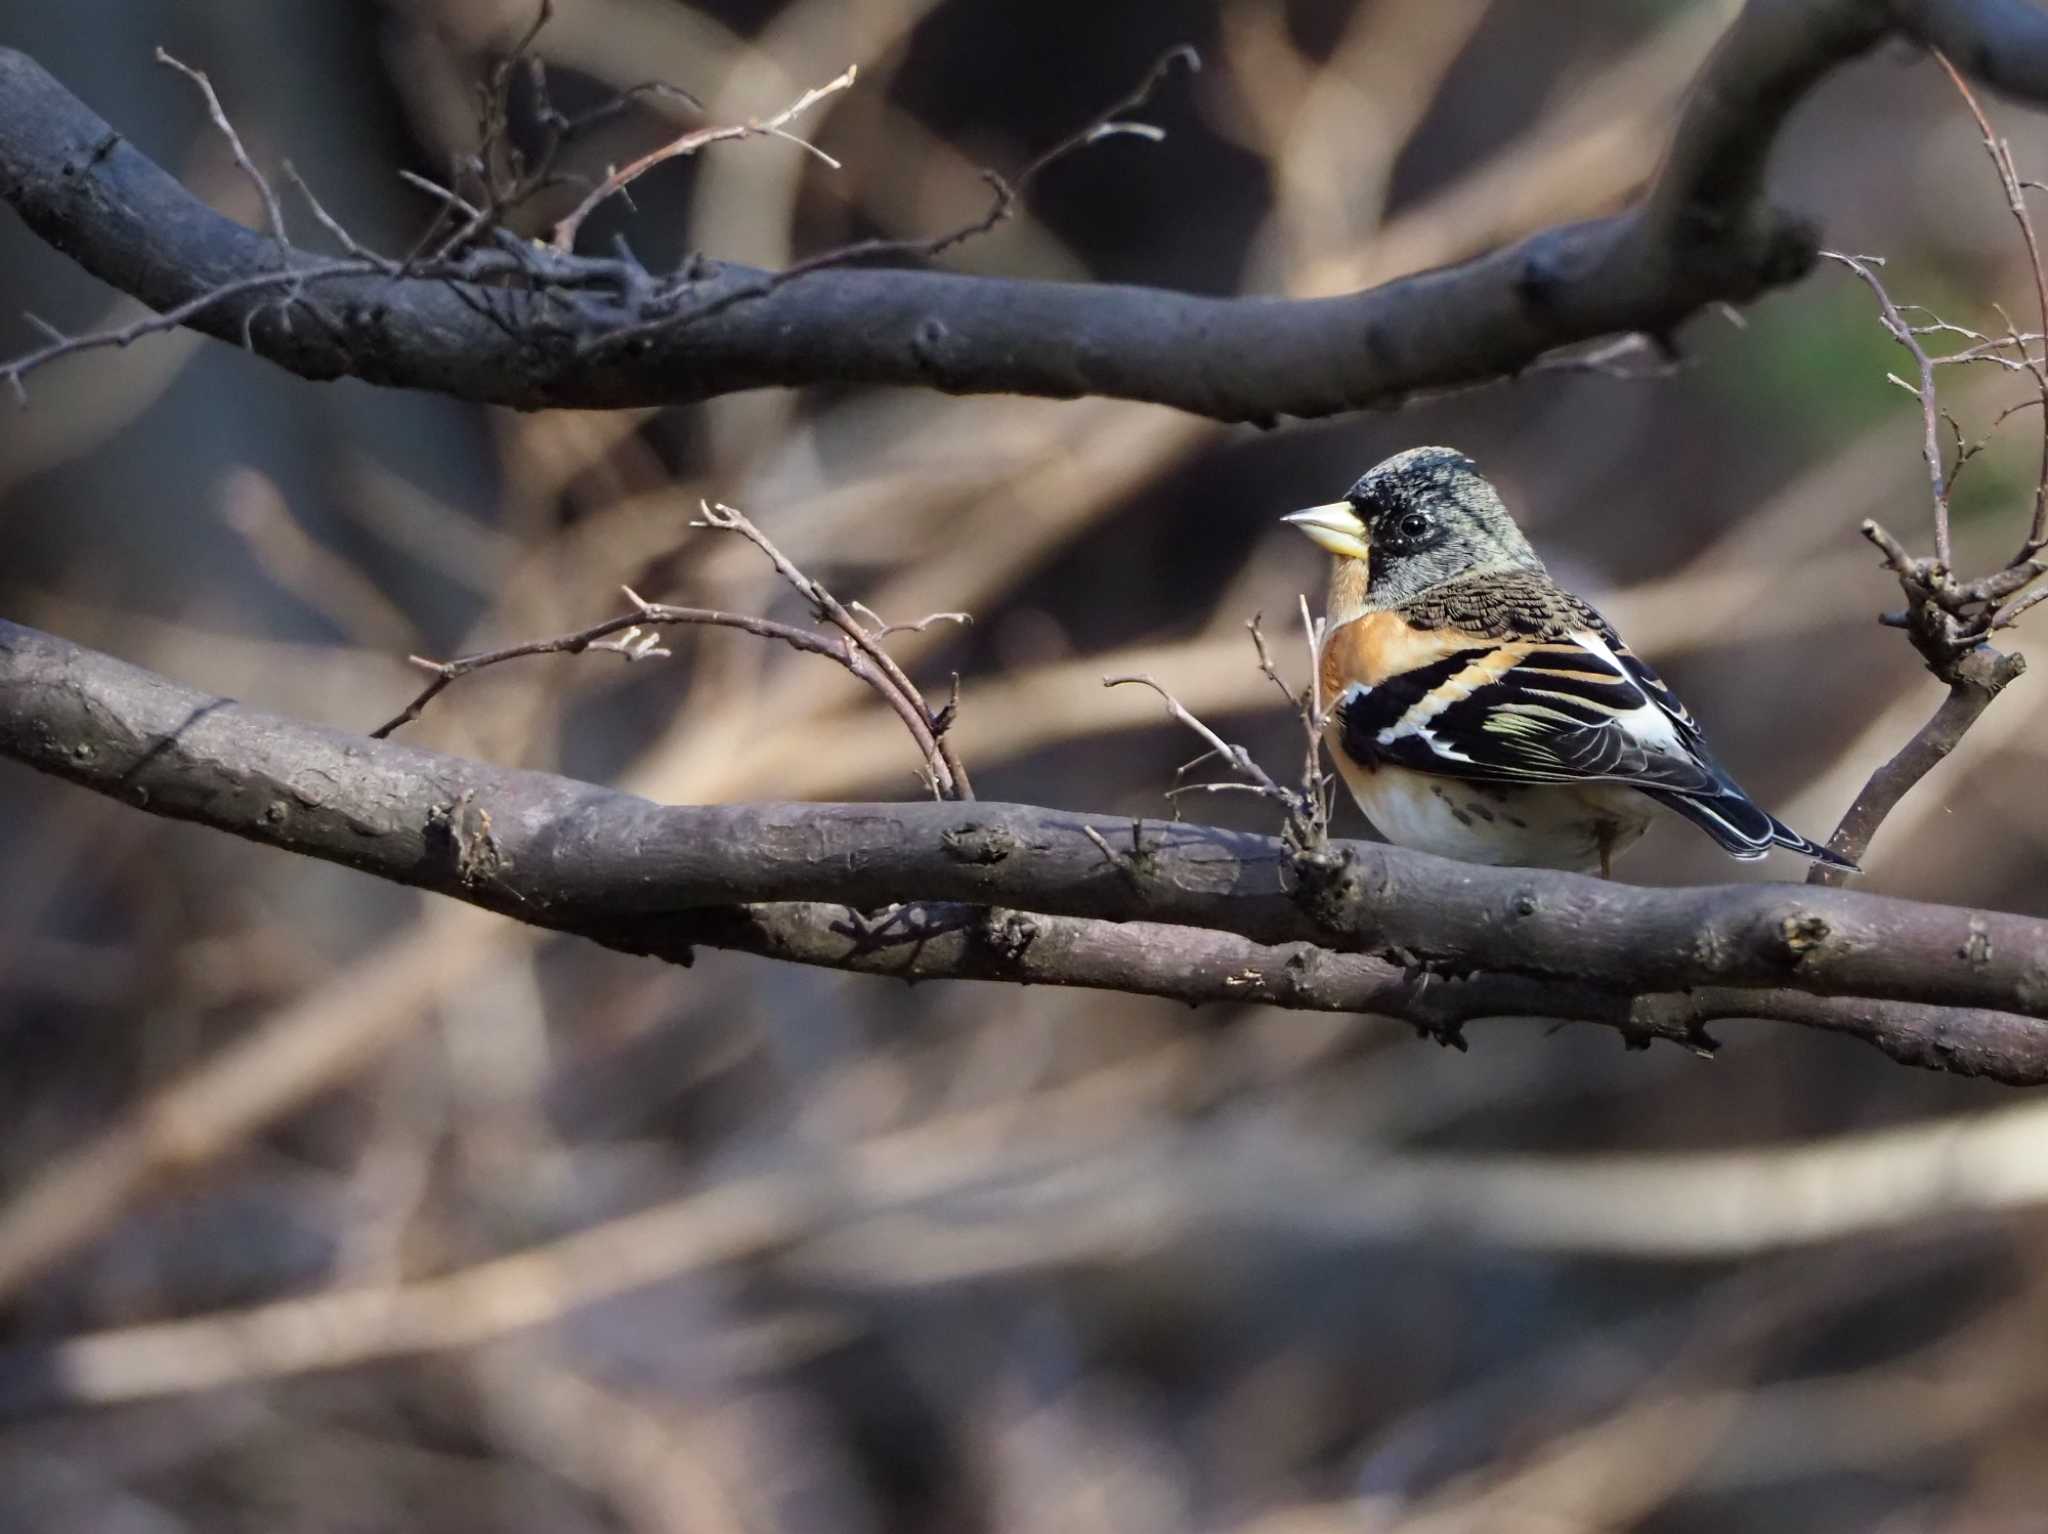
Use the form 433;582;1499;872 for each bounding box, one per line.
1282;446;1855;878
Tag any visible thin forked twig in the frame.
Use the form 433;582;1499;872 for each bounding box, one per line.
577;44;1200;357
154;48;289;252
5;28;1190;405
281;162;392;269
0;26;693;401
1811;247;2031;886
917;42;1201;263
1825;251;1952;568
1106;674;1288;796
1935;50;2048;557
2;48;343;401
372;588;822;740
1807;57;2048;883
1248;606;1334;841
850;602;971;641
374;505;974;801
549;64;858;253
771;43;1201;276
3;259;371;404
1105;601;1329;850
694;500;972;799
1824;249;2048;648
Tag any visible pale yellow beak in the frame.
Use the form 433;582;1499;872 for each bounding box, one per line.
1282;500;1370;561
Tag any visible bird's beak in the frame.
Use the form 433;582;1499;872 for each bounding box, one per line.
1281;501;1370;561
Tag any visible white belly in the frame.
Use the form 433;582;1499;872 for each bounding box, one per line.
1334;756;1651;873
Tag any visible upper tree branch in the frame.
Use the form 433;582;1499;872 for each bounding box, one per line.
2;2;2044;420
4;619;2047;1086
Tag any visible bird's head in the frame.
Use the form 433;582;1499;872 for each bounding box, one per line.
1283;447;1544;621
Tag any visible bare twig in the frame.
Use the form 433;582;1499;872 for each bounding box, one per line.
1105;674;1289;800
373;575;971;800
574;45;1201;356
1808;64;2048;882
1;43;669;398
694;499;972;800
154;48;288;253
1526;331;1689;382
534;79;705;144
2;258;369;402
1811;679;2008;881
1105;648;1326;850
1811;265;2031;885
373;592;677;739
849;601;972;641
446;0;564;247
549;65;857;253
917;42;1201;260
373;503;972;797
1993;582;2048;630
1935;50;2048;557
281;161;393;268
1826;252;1951;567
4;19;725;401
1248;608;1334;844
781;44;1201;275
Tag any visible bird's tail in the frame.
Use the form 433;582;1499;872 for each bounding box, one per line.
1760;811;1860;871
1644;786;1860;872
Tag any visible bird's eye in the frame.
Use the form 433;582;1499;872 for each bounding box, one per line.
1397;512;1430;540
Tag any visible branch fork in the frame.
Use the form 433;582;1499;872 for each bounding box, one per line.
1806;56;2048;882
372;499;972;800
1104;603;1331;856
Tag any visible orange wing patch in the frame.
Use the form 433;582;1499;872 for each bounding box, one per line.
1319;612;1519;707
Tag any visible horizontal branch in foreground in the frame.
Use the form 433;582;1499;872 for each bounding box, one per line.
667;902;2048;1080
1;2;2042;419
2;619;2046;1081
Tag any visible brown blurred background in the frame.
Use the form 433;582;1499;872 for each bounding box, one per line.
5;1;2048;1529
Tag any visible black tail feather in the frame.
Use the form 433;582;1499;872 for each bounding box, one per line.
1765;813;1860;872
1644;787;1858;871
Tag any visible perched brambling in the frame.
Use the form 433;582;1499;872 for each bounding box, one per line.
1284;447;1854;878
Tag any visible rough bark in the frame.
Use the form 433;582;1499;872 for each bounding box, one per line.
1;3;2034;420
4;619;2045;1081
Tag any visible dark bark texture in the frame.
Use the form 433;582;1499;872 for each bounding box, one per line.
4;619;2046;1081
3;2;2043;420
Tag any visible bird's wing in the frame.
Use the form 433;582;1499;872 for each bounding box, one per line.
1330;620;1855;865
1330;623;1723;797
1606;632;1703;741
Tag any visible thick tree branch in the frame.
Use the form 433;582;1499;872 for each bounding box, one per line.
662;902;2048;1080
1;3;2043;419
3;619;2047;1082
1813;661;2021;881
1897;0;2048;98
